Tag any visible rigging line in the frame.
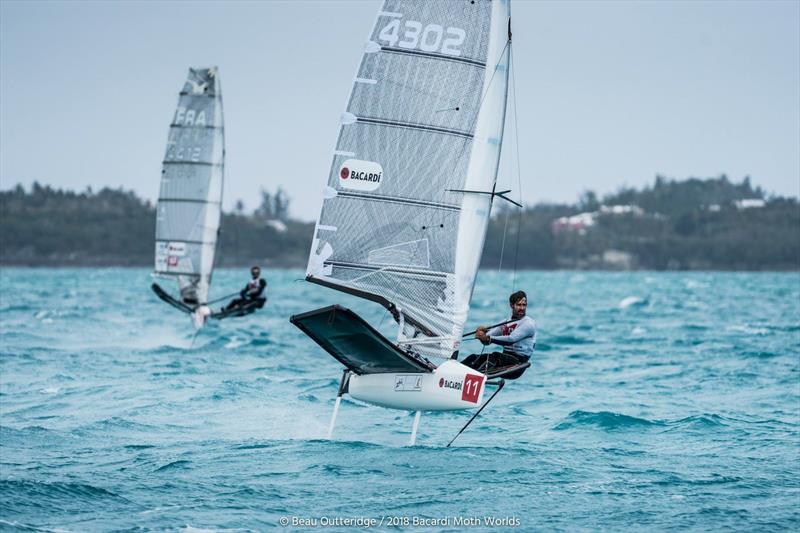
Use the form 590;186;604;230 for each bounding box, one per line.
371;36;509;237
190;328;201;349
441;39;511;204
441;38;511;340
384;36;510;202
356;36;511;238
340;69;480;217
372;234;434;336
510;43;524;291
446;378;504;448
497;198;512;274
377;39;512;316
426;37;512;239
395;234;431;339
491;42;517;305
378;307;390;331
205;291;240;306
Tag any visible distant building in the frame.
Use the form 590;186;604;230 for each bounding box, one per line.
265;219;288;233
735;199;766;209
551;212;597;235
599;205;644;216
551;205;643;235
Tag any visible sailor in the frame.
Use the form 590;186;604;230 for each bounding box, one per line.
224;266;267;311
181;290;199;306
180;280;200;306
462;290;536;378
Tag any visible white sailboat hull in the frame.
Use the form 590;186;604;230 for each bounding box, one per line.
348;360;487;411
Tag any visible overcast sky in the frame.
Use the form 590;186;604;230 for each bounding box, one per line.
1;0;798;221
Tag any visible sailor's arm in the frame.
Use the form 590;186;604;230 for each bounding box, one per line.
487;319;536;346
476;323;510;345
475;326;492;345
487;324;504;337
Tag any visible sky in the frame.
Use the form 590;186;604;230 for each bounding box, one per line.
1;0;798;221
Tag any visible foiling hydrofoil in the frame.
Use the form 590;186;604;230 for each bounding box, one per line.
291;305;529;445
210;297;266;320
152;282;264;322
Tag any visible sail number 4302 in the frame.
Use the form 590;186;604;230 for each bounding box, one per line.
378;19;466;57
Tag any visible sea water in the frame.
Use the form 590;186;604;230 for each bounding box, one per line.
0;268;798;531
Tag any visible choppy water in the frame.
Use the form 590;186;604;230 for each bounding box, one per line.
1;268;798;531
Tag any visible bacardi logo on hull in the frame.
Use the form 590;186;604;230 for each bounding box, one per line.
338;159;383;191
438;377;462;391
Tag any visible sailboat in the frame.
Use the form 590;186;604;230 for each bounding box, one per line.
151;67;225;329
290;0;527;446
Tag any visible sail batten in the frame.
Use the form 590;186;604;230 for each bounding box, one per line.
336;191;460;211
319;263;450;279
380;46;488;68
307;0;509;359
355;117;474;139
156;199;222;205
154;67;224;306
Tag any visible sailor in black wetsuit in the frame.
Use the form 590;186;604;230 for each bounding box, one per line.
224;266;267;311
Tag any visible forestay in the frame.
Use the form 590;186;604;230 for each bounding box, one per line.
154;67;225;305
306;0;510;359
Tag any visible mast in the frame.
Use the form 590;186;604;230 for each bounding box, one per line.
451;0;511;353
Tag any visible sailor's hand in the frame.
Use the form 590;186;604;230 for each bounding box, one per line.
476;329;491;345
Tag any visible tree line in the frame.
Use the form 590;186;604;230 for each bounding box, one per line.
0;183;309;267
1;176;797;270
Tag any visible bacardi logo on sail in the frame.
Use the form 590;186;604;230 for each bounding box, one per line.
166;242;186;257
155;241;186;270
338;159;383;191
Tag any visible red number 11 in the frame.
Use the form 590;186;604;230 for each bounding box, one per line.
461;374;484;403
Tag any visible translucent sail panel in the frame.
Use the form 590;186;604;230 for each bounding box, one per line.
154;67;224;304
164;129;222;169
155;201;221;245
159;162;222;203
307;0;508;359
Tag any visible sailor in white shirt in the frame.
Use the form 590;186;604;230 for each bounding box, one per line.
462;290;535;379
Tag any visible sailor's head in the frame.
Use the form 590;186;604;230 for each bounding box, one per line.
250;265;261;278
509;290;527;319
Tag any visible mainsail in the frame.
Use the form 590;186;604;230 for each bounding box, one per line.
306;1;510;359
154;67;225;306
